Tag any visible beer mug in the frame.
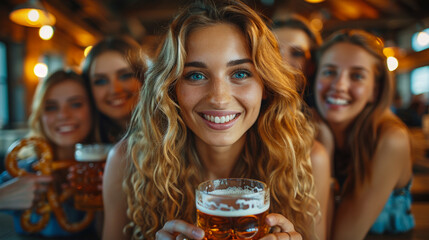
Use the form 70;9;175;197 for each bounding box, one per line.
196;178;270;240
73;143;111;211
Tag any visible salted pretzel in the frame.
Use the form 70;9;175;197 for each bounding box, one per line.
5;137;95;233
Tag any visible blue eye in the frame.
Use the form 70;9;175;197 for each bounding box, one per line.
185;72;206;81
70;102;83;109
351;73;364;81
93;78;109;86
44;105;58;112
119;72;134;81
232;70;250;79
322;69;336;77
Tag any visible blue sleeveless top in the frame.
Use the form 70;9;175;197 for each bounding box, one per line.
369;180;415;234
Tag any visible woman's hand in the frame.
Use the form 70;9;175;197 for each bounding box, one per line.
261;213;302;240
0;174;52;210
156;220;205;240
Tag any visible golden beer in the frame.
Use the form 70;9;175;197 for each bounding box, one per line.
196;179;270;240
73;144;111;211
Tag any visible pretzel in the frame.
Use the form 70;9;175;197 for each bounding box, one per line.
5;137;95;233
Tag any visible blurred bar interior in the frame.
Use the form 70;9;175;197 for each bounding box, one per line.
0;0;428;238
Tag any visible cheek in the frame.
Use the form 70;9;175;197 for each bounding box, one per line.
239;86;263;110
41;114;52;127
352;85;373;104
315;79;328;94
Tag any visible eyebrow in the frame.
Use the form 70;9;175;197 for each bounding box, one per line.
92;67;132;77
45;96;86;104
321;63;371;73
184;58;253;68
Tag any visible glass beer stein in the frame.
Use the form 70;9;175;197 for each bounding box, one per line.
73;143;111;211
196;178;270;240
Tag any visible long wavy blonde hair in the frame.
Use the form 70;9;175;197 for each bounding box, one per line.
124;0;318;239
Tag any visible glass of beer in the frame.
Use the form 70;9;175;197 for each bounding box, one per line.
73;143;111;211
196;178;270;240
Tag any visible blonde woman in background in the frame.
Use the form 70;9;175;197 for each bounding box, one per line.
0;70;97;237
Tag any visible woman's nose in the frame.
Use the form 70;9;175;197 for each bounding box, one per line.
208;78;231;107
331;72;349;92
58;106;71;119
109;77;122;92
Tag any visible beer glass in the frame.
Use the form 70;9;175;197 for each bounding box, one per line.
196;178;270;240
73;143;111;211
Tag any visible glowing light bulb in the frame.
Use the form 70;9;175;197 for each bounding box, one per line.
34;63;48;78
39;25;54;40
84;46;93;57
387;56;398;71
27;9;40;22
305;0;325;3
416;31;429;47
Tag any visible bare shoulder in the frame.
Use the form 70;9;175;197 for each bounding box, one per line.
378;124;410;151
106;139;128;168
311;140;330;170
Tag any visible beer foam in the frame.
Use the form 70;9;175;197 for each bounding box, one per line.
75;151;107;162
197;204;269;217
75;144;111;162
210;188;258;196
196;187;269;217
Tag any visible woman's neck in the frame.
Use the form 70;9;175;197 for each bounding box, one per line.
329;122;348;150
195;134;246;181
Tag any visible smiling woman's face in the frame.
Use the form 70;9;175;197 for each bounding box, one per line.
89;51;141;123
315;42;377;128
41;80;92;147
175;23;264;148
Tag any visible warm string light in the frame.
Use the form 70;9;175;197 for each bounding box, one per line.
39;25;54;40
387;56;398;71
34;63;48;78
383;47;399;72
9;0;56;27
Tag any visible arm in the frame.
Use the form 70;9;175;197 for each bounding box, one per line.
332;127;412;240
0;175;52;210
102;140;129;240
310;141;332;240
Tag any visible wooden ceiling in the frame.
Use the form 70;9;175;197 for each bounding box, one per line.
2;0;429;47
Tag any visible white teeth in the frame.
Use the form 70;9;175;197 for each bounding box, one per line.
111;98;126;107
327;97;348;105
204;114;236;123
58;125;74;133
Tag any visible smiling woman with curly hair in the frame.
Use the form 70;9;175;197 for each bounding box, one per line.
102;1;328;239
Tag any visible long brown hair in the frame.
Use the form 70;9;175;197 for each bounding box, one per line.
125;0;317;239
316;29;405;196
81;36;146;143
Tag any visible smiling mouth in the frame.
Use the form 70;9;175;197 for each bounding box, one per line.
202;114;238;124
109;97;127;107
57;125;76;133
326;97;349;105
